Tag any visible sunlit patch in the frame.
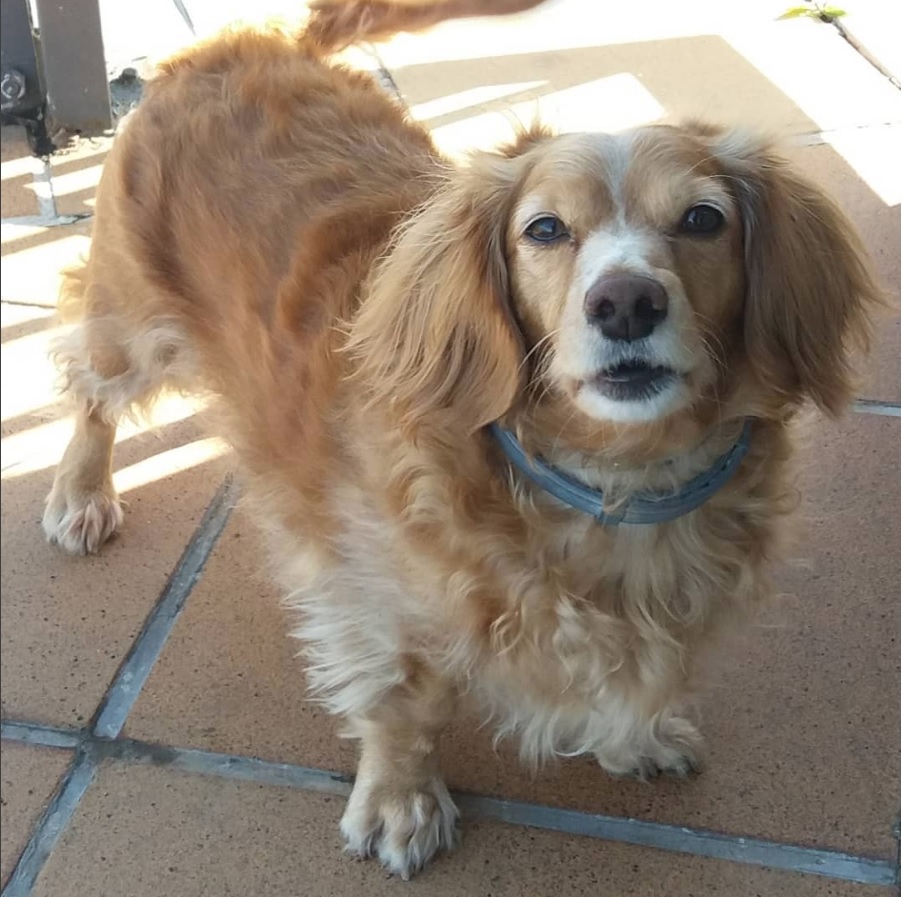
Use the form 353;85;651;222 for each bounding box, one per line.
47;163;106;202
0;153;42;183
820;126;900;207
0;392;206;479
409;82;547;124
431;74;664;156
114;437;230;493
0;221;50;244
0;233;92;304
1;322;68;424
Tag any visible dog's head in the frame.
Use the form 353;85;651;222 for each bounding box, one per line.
351;122;881;441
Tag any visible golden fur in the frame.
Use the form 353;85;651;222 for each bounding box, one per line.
43;9;882;879
306;0;550;51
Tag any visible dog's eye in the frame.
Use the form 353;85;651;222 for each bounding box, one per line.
524;215;569;244
679;204;724;235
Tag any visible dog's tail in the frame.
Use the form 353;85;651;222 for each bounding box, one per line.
303;0;547;53
153;1;546;75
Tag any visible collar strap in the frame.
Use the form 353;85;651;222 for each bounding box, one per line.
488;419;754;525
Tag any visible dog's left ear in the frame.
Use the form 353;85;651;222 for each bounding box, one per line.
349;151;527;435
707;130;884;416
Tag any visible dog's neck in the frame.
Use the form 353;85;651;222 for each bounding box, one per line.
488;417;754;525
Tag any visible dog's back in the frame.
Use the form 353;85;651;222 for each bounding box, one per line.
45;20;448;555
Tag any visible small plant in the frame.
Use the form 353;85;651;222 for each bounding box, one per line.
778;3;848;22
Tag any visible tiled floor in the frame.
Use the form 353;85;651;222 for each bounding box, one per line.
1;2;900;895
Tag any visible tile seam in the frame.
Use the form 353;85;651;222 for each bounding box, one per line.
851;399;901;417
0;749;97;897
0;721;82;750
2;722;896;888
90;474;238;739
29;162;58;223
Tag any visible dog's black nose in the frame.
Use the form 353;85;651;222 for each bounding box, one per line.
584;274;669;342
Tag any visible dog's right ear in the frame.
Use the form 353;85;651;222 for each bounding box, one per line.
348;151;528;435
701;127;884;416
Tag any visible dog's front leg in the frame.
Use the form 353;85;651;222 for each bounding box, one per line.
340;667;458;879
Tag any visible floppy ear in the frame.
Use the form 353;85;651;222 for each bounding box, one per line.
711;131;883;416
348;152;526;434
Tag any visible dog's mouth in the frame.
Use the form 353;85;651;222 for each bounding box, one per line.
592;361;678;401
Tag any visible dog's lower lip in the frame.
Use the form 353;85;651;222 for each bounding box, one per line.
592;362;677;400
598;362;671;386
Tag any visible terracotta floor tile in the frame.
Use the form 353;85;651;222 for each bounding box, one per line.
1;126;41;220
0;420;230;727
0;742;73;886
34;761;890;897
124;515;353;770
126;413;899;859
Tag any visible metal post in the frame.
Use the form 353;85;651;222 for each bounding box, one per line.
1;0;44;117
33;0;111;134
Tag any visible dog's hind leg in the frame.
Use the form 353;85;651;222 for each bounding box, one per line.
43;261;187;555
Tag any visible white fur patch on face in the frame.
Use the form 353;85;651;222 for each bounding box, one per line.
552;223;699;423
577;228;659;294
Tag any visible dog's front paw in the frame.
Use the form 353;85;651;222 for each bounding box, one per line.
596;715;703;781
340;776;459;879
42;486;123;555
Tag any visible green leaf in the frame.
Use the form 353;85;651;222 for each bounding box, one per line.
778;6;814;19
778;3;848;20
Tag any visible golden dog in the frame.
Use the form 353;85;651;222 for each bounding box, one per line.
43;5;881;879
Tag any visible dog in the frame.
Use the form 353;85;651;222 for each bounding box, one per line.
305;0;550;49
42;5;882;880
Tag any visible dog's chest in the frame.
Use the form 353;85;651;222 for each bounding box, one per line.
534;505;734;619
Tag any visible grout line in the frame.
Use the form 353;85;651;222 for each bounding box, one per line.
790;121;899;147
459;795;898;887
4;722;895;888
0;751;97;897
29;161;59;222
91;474;238;739
0;477;235;896
92;736;355;795
893;814;901;887
0;721;82;750
852;399;901;417
363;43;404;102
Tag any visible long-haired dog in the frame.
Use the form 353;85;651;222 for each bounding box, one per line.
42;2;882;879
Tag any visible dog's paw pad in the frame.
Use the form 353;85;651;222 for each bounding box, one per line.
596;715;703;781
340;778;459;879
43;491;123;555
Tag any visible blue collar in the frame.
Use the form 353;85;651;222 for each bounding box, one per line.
488;419;753;525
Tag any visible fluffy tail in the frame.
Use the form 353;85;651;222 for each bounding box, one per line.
305;0;547;52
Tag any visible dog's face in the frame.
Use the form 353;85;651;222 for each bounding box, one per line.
508;128;746;425
352;122;879;438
